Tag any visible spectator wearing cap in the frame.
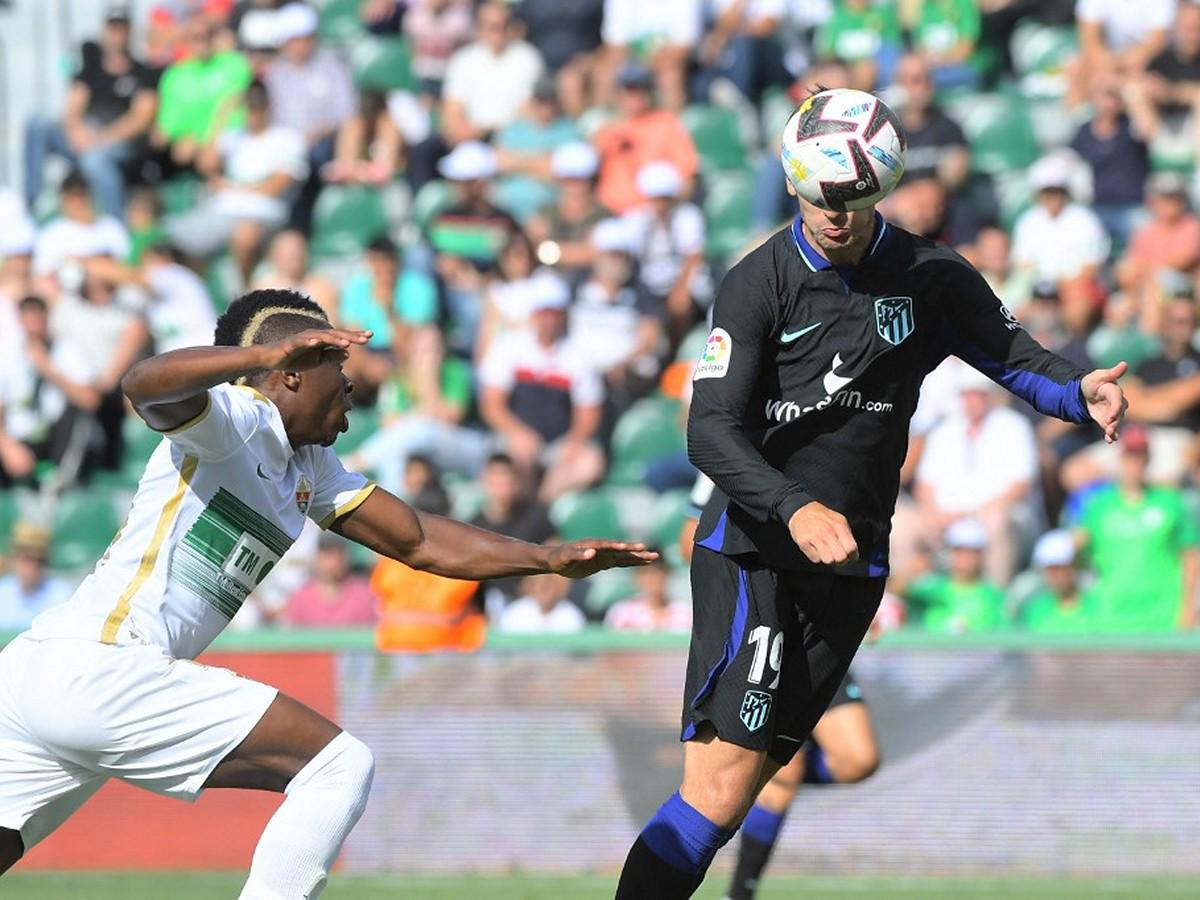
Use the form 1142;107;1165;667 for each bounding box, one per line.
323;89;403;188
1010;154;1109;334
0;296;102;487
692;0;788;106
1073;425;1200;631
282;534;378;628
165;80;307;285
570;217;664;408
621;161;710;344
815;0;903;92
151;15;252;172
24;5;157;222
1116;173;1200;328
479;281;606;503
345;324;489;495
915;366;1040;585
598;0;703;112
0;524;73;630
527;141;609;281
1072;0;1174;106
593;63;698;215
515;0;604;117
493;77;583;222
1070;72;1155;248
263;2;357;232
441;1;545;145
895;518;1007;634
402;0;475;97
1016;530;1098;634
32;171;131;280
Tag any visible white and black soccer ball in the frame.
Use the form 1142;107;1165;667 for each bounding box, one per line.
780;88;907;211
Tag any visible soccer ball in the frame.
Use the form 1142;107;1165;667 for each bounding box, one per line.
781;88;907;212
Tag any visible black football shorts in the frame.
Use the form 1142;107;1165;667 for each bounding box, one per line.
680;547;884;766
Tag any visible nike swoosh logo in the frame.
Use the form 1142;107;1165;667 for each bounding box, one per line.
256;464;270;479
780;322;822;342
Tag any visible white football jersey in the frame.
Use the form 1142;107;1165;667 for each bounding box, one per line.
30;384;374;659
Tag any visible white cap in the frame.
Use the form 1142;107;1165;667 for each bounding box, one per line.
1033;529;1075;567
276;3;319;41
945;518;987;550
636;160;683;199
438;141;499;181
592;217;635;253
239;9;286;50
528;270;570;313
550;141;599;179
957;366;996;393
1029;154;1073;191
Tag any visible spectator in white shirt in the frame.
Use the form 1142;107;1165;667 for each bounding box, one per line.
1010;154;1109;334
32;171;130;280
1074;0;1175;104
599;0;702;111
498;573;586;633
166;80;309;286
622;161;710;345
0;523;73;629
441;2;545;144
479;286;606;502
915;366;1041;585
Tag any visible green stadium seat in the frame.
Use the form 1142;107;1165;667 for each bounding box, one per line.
51;488;123;572
318;0;367;45
310;186;389;260
760;87;795;142
704;168;755;260
583;567;637;616
606;396;685;487
411;179;455;231
947;91;1038;176
0;491;19;552
648;489;692;552
159;177;202;216
1011;23;1077;86
550;489;624;542
350;37;418;92
681;105;747;172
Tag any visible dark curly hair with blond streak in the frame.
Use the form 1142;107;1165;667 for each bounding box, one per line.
213;288;330;385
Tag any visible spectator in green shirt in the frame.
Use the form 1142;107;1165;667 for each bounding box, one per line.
900;518;1008;634
151;17;252;171
1074;425;1200;632
908;0;981;90
816;0;903;92
1018;529;1101;634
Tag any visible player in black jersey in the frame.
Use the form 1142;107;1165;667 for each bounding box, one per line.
614;90;1128;899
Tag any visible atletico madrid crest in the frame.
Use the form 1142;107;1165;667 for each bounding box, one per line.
875;296;915;346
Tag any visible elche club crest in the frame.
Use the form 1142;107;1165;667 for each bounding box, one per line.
874;296;915;346
295;476;312;515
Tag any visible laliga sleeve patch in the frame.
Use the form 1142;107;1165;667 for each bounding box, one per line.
694;327;733;380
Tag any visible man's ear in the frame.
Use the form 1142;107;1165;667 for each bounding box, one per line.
280;370;303;392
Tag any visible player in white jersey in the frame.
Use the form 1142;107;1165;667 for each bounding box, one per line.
0;289;655;897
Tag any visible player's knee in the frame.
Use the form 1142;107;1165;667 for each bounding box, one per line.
834;744;880;784
338;733;375;801
297;732;375;814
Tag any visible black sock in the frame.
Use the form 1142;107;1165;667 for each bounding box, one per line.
616;835;703;899
727;834;775;899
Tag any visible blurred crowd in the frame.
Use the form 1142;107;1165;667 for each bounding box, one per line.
2;0;1200;640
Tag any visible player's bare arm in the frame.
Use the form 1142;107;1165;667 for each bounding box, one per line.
332;487;658;582
121;327;372;432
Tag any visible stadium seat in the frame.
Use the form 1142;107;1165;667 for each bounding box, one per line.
1011;22;1077;98
159;177;202;216
648;489;692;568
310;185;389;260
318;0;367;45
947;91;1038;176
350;37;418;92
51;488;123;572
583;567;637;616
411;179;455;231
549;488;624;542
0;492;18;552
606;396;685;487
681;105;747;172
704;168;755;260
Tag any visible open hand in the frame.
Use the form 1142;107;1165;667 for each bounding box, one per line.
261;328;372;372
1081;361;1129;444
548;540;660;579
788;502;858;566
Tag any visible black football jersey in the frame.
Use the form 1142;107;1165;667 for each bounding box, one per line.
688;215;1090;577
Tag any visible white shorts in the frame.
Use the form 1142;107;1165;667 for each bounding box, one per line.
0;634;277;850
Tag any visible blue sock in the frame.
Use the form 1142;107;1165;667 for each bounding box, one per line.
803;743;835;785
740;803;786;844
641;791;737;875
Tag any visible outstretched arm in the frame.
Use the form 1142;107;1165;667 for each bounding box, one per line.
331;488;657;581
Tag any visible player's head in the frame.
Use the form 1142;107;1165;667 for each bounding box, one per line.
214;288;351;448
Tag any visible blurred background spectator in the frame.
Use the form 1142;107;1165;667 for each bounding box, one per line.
282;534;378;628
0;523;72;629
497;571;585;632
5;0;1200;638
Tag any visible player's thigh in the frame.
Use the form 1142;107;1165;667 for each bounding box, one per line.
204;692;342;793
811;700;879;783
680;722;777;829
